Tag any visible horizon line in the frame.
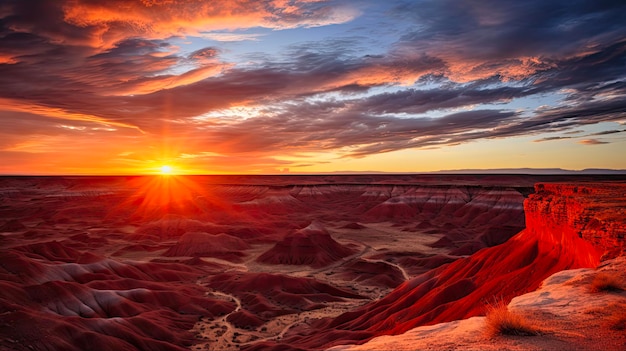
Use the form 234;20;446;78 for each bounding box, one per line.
2;167;626;177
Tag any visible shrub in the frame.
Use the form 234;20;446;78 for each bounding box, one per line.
589;272;624;293
484;302;542;337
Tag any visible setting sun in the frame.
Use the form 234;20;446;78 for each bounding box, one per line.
160;165;173;174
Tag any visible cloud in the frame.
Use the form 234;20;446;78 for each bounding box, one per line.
179;106;521;158
199;32;264;42
578;139;609;145
188;46;221;61
1;0;625;172
175;72;626;158
0;0;357;71
391;0;626;82
533;136;572;143
356;85;536;115
590;129;626;136
3;38;624;162
176;153;297;173
0;98;145;133
58;0;357;47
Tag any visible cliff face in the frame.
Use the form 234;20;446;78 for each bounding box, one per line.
525;183;626;261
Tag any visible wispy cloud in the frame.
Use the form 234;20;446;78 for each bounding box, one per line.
589;129;626;136
578;139;609;145
533;136;572;143
199;32;265;42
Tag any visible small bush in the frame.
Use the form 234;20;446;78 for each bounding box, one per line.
485;302;542;337
590;272;624;293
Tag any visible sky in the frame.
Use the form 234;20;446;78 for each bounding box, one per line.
0;0;625;175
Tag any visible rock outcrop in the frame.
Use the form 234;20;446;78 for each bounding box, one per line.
329;256;626;351
256;222;357;268
527;183;626;260
162;232;251;261
250;182;625;350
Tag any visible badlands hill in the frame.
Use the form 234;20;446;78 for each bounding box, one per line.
0;174;624;350
256;221;357;267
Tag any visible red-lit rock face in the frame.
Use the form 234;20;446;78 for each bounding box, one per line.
527;183;626;260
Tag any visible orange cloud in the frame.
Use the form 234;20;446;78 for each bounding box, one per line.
326;58;443;88
443;56;558;83
111;63;232;96
61;0;357;47
578;139;609;145
0;98;144;133
0;54;18;64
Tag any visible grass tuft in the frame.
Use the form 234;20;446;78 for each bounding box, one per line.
589;272;624;293
484;302;542;337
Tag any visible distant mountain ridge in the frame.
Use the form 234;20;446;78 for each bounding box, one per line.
430;168;626;175
287;168;626;175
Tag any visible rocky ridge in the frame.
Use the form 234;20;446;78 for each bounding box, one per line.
329;256;626;351
253;182;626;350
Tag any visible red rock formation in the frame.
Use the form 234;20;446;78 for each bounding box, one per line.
162;232;250;261
0;219;27;232
0;244;236;351
362;186;525;225
360;186;526;256
233;188;308;215
132;216;209;240
248;182;624;350
529;183;626;260
256;222;357;267
330;258;407;288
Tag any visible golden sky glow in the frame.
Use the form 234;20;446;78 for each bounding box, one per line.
0;1;625;174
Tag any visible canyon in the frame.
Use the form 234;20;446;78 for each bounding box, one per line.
0;175;624;350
